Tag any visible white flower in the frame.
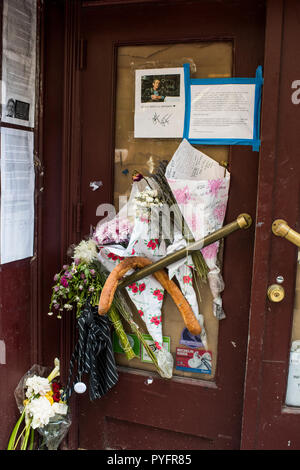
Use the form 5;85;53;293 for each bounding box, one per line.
64;303;73;310
52;402;68;416
25;375;51;398
25;396;55;429
73;239;98;264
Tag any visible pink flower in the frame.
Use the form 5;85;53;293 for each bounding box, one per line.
157;293;163;301
183;275;191;284
208;179;223;196
154;341;162;350
173;186;191;205
60;276;68;288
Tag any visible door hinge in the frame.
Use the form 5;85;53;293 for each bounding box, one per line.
75;202;83;234
77;38;87;71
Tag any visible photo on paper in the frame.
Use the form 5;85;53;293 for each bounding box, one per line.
5;98;30;121
134;67;185;138
141;73;181;103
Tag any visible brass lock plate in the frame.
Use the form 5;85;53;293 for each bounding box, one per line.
267;284;285;302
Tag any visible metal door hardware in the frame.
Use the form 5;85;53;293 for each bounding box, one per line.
118;213;252;289
267;284;285;303
272;219;300;247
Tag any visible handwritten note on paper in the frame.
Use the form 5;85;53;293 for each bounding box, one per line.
134;67;185;138
0;128;35;264
165;139;226;180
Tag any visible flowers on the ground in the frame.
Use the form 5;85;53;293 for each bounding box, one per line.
7;359;70;450
25;376;51;398
26;396;56;429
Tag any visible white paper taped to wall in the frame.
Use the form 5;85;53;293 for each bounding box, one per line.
0;127;35;264
1;0;37;128
189;83;256;140
134;67;185;138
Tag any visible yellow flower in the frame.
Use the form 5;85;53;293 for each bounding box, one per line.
23;399;29;406
45;393;54;405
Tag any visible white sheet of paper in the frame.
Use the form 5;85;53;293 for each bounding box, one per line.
134;67;185;138
188;83;256;140
165;138;226;181
1;0;37;128
1;128;35;264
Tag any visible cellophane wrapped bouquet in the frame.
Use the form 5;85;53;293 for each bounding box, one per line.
7;359;71;450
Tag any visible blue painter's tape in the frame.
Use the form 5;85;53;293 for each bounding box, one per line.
183;64;264;152
183;63;191;140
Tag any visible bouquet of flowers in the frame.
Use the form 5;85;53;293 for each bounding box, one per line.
93;215;133;248
48;239;136;361
49;239;105;319
49;235;170;379
7;359;71;450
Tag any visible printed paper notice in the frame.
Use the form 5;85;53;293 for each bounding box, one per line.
134;68;185;138
1;128;35;264
1;0;37;128
188;83;256;140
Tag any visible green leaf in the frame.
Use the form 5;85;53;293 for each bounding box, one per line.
7;409;25;450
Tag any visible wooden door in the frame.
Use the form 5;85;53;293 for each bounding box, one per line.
67;0;266;450
241;0;300;450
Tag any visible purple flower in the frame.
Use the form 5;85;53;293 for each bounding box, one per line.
81;273;85;279
54;274;59;281
54;286;60;292
74;258;80;265
63;264;69;270
54;303;60;309
60;276;69;288
90;269;96;276
66;272;73;279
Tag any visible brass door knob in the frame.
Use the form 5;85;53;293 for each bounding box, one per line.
267;284;285;302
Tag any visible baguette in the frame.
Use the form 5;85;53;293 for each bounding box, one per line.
98;256;201;335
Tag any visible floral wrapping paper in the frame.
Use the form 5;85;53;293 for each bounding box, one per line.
96;187;206;377
166;139;231;320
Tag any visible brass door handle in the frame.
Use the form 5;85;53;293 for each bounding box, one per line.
272;219;300;247
119;213;252;289
267;284;285;302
